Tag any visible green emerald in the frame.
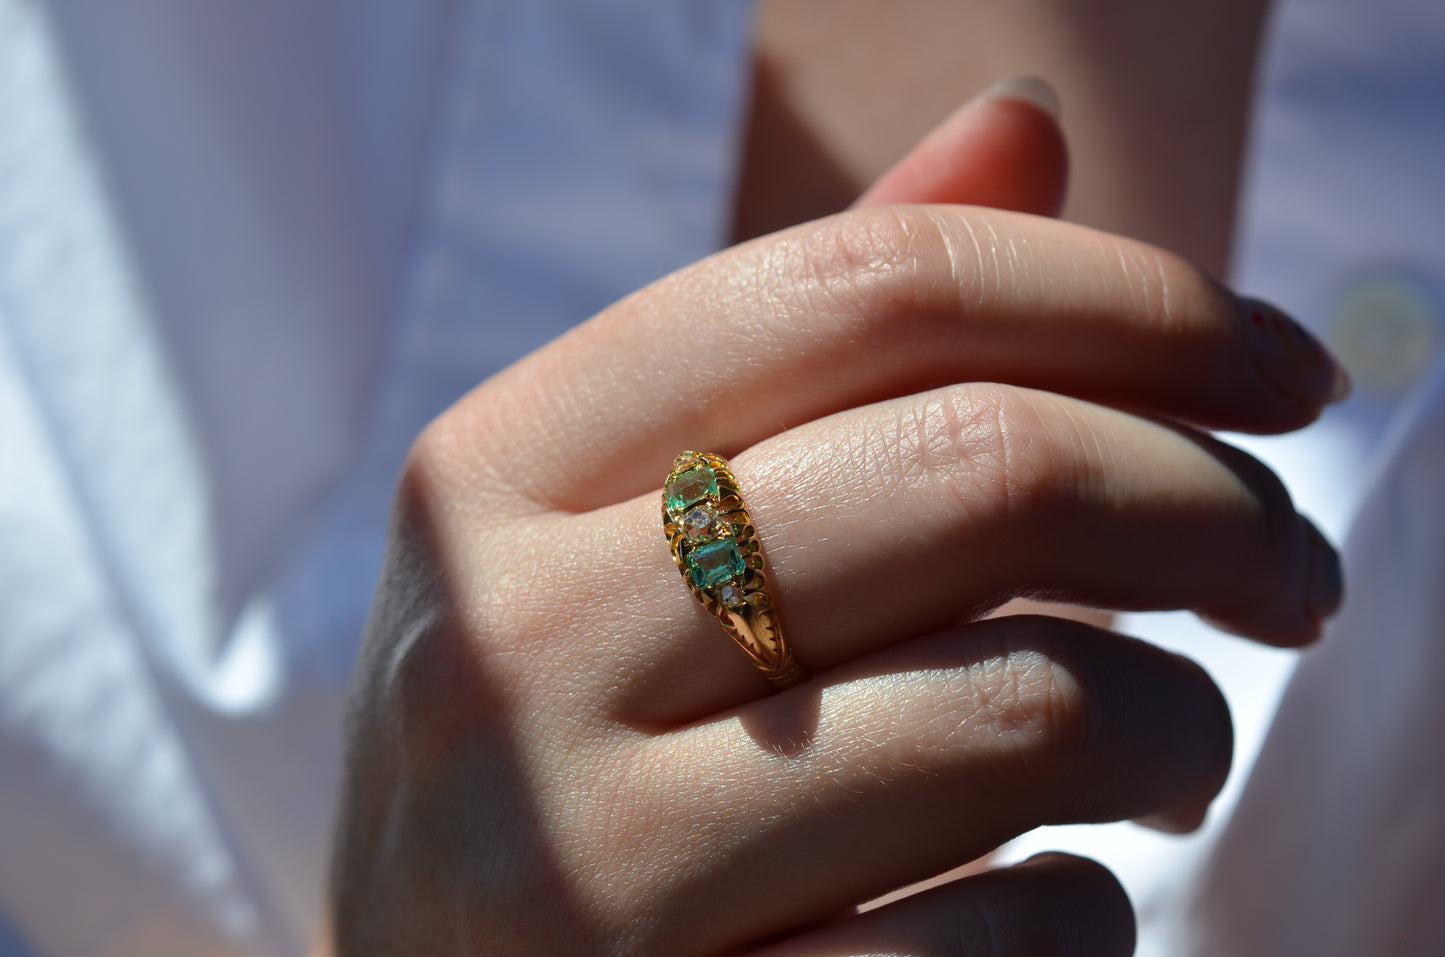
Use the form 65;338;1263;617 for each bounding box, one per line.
666;466;717;513
688;537;745;589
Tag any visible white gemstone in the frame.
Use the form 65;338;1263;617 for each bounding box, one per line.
717;583;747;608
681;506;715;542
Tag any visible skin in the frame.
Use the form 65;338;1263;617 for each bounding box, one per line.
321;78;1348;954
734;0;1270;276
733;0;1268;643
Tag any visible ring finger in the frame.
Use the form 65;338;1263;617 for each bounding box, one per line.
541;381;1336;721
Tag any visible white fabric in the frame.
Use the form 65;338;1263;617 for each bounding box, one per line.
0;3;751;954
0;0;1440;954
1001;5;1445;954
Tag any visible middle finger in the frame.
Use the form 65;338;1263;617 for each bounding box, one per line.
456;205;1344;514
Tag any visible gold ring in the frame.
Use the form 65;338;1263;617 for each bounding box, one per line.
663;451;807;689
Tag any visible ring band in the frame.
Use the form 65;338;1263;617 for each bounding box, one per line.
663;451;807;689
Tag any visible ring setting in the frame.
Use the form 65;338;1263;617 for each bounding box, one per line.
663;452;807;689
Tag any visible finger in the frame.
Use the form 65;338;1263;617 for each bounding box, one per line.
450;206;1347;514
565;381;1334;720
614;617;1225;952
753;854;1133;957
729;384;1340;650
853;76;1068;216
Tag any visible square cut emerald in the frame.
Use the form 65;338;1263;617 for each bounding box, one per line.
688;538;744;589
666;466;717;513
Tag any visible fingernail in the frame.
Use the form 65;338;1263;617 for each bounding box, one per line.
979;75;1061;120
1329;360;1354;404
1242;298;1351;406
1134;804;1209;835
1021;851;1078;868
1304;521;1344;623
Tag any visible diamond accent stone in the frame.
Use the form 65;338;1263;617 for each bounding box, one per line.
681;506;715;542
717;583;747;608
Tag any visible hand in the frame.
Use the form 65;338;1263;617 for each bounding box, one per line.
325;90;1344;956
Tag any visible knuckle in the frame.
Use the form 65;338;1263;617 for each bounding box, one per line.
399;415;468;509
778;205;963;348
855;633;1090;787
988;387;1098;522
400;399;521;515
391;420;574;683
962;640;1091;768
886;384;1091;531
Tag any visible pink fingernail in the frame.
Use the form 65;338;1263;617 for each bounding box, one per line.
1243;299;1351;406
978;76;1061;120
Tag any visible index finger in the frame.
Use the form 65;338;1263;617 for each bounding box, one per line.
445;206;1345;513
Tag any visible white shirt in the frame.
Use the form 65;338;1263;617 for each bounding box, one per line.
0;1;1439;954
1003;6;1445;955
1;3;749;953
